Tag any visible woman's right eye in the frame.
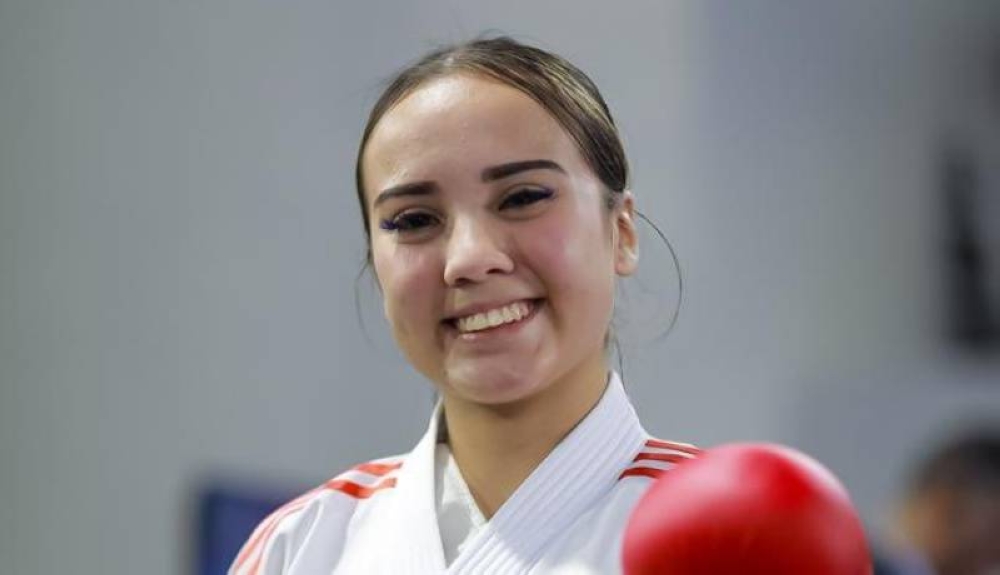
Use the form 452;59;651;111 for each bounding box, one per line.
379;211;439;233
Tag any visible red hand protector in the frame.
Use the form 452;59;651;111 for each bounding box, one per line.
622;443;872;575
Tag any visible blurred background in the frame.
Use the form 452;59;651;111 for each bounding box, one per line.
1;1;999;574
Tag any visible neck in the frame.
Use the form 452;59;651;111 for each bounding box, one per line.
441;355;610;519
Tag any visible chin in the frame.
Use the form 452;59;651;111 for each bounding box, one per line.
445;364;547;406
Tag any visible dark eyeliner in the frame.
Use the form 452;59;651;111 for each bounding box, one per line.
500;187;555;209
380;211;438;233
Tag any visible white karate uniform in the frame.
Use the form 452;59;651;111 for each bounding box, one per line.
230;373;698;574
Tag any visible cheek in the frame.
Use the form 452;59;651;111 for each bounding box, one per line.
526;210;615;306
372;246;442;331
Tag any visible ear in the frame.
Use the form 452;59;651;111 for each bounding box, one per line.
614;191;638;276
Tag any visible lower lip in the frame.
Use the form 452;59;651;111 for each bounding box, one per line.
448;299;543;343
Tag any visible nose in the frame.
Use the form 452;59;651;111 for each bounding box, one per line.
442;215;514;286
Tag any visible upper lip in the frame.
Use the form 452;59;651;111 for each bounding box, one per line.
443;298;537;322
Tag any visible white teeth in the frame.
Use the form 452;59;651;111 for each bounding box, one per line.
455;301;532;333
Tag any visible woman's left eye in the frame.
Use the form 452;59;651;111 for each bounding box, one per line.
499;188;554;210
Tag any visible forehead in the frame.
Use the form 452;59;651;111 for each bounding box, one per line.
362;74;582;193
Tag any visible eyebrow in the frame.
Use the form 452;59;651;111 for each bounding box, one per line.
481;159;566;181
373;181;438;208
372;159;565;208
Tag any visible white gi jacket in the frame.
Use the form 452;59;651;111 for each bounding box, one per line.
230;373;697;574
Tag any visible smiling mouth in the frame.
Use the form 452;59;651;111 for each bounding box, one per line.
444;299;543;334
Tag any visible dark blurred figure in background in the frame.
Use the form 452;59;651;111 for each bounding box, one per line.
875;427;1000;575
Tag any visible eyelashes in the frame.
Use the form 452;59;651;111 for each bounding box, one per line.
379;212;437;232
498;188;554;209
379;187;555;234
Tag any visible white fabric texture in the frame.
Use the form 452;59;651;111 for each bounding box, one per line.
434;442;487;566
229;372;698;575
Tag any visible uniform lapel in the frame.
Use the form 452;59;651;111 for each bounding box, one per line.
384;401;448;574
447;372;646;574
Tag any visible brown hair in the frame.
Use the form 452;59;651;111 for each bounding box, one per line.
354;36;630;257
910;427;1000;494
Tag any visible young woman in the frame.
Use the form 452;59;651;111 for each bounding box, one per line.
230;36;699;575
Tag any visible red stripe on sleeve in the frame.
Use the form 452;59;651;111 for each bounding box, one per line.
645;438;700;455
233;460;403;572
633;452;692;465
619;467;665;480
232;488;319;570
325;476;398;499
238;501;309;574
352;461;403;476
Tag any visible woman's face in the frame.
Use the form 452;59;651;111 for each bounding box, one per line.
361;74;637;406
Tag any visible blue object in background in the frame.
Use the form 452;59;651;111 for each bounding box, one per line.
196;483;297;575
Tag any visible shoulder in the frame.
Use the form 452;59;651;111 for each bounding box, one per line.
228;455;405;575
605;437;701;521
533;437;701;573
571;436;702;534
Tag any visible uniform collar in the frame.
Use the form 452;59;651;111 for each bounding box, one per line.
393;371;647;574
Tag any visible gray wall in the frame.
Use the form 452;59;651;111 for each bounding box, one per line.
2;1;998;574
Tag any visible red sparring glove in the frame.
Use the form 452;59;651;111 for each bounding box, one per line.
622;443;872;575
